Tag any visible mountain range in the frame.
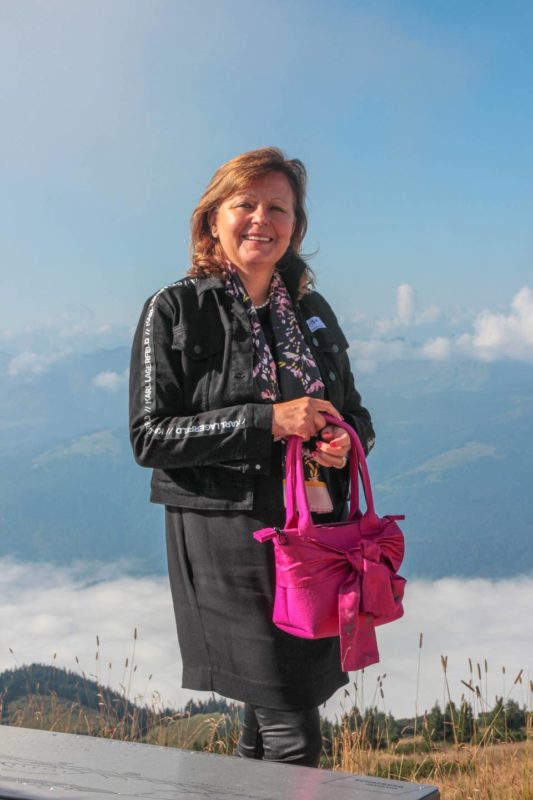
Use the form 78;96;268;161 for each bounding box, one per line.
1;344;531;579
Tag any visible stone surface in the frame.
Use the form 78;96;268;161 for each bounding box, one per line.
0;726;439;799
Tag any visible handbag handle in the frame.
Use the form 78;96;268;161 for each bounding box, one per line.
284;420;358;526
284;414;379;535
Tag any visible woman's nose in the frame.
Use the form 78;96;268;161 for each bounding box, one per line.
251;205;269;225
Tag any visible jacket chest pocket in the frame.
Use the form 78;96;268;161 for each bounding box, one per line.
172;324;225;411
307;327;348;408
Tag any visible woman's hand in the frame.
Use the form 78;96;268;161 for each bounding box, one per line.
312;425;351;470
272;398;342;441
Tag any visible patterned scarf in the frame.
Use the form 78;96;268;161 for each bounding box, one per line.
224;266;333;513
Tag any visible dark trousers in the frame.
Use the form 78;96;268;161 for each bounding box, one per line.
236;703;322;767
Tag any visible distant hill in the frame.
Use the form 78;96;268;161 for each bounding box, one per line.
0;662;151;735
0;347;531;578
1;663;528;753
0;663;237;747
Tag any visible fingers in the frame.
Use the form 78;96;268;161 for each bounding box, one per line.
319;428;350;454
271;398;349;468
312;447;348;469
314;412;327;431
272;398;343;440
313;401;343;434
313;426;351;469
320;404;343;421
321;425;349;442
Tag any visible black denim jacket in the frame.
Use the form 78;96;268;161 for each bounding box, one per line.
129;260;375;512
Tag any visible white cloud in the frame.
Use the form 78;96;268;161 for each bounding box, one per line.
375;284;441;335
421;336;451;360
396;283;415;326
7;352;41;376
457;286;533;362
1;559;531;720
416;304;441;325
92;368;129;392
7;350;66;377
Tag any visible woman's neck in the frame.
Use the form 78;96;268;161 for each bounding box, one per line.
235;266;275;306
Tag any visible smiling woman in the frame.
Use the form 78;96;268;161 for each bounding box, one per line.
208;173;296;303
129;146;375;768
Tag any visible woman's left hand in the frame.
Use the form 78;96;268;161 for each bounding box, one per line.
311;425;351;469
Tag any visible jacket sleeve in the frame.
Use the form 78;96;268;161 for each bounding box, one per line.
129;292;273;470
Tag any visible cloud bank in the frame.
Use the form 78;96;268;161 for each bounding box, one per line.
3;287;531;381
1;559;531;719
0;560;185;711
0;318;133;366
351;285;533;372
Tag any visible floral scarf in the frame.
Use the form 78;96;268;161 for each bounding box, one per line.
224;266;333;513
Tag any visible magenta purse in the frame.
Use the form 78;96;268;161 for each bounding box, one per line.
253;414;406;672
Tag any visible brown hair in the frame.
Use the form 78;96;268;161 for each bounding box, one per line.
188;147;314;291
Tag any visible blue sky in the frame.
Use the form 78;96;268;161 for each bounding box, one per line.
1;0;532;353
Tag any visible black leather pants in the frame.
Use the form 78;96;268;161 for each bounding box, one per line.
236;703;322;767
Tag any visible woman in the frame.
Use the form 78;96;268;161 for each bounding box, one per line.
129;147;375;766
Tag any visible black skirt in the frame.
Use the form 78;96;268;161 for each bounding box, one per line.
165;473;348;711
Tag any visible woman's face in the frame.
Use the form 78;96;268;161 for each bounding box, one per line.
209;172;296;276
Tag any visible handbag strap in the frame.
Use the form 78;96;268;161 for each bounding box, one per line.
284;414;379;534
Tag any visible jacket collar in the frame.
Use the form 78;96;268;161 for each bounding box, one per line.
196;252;306;302
277;251;306;301
197;276;224;295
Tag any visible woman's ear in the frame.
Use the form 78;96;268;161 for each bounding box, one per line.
207;209;218;238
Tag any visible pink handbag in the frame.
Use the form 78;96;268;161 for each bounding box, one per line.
253;414;406;672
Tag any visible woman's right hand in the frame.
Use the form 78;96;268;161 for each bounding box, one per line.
272;397;342;441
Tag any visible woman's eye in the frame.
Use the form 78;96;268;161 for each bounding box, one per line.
272;206;286;213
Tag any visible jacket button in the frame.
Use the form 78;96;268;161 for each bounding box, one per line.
312;337;319;347
332;343;339;353
193;344;202;354
329;371;336;381
255;464;262;470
